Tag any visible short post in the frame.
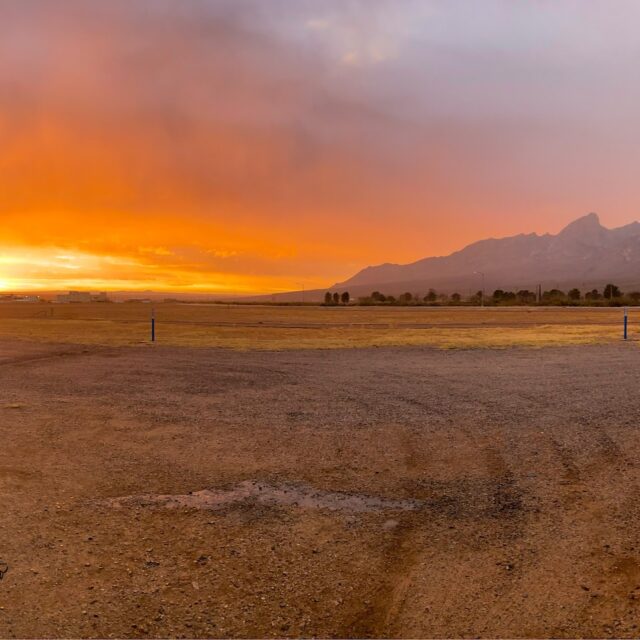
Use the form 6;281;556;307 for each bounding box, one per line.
624;307;628;340
151;306;156;342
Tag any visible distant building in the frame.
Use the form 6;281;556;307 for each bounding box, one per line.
56;291;92;303
54;291;111;303
0;294;41;303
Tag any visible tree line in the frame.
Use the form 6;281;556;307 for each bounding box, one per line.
489;284;630;304
323;284;640;306
324;291;350;305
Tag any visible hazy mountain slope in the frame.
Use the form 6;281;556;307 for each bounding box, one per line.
332;213;640;295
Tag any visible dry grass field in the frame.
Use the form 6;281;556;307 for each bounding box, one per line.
0;303;633;349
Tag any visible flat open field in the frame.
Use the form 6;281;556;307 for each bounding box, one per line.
2;330;640;637
0;303;635;349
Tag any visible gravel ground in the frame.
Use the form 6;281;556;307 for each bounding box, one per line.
1;339;640;637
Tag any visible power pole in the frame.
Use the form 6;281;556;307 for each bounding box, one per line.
474;271;485;306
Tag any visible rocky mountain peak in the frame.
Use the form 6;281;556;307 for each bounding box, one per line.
557;212;603;240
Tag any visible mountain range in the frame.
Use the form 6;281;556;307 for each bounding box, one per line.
334;212;640;295
256;213;640;301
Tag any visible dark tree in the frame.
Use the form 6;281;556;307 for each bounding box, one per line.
542;289;565;302
451;292;461;302
585;289;601;301
424;289;437;303
568;288;581;301
341;291;350;304
324;292;332;305
516;290;536;304
332;292;340;304
603;283;621;299
399;292;413;304
492;290;516;303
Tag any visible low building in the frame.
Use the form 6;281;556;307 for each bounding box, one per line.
0;294;41;303
16;295;41;303
56;291;92;303
55;291;111;304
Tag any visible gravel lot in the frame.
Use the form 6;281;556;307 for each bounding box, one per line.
1;339;640;637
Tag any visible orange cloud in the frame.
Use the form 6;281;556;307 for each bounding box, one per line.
2;1;640;293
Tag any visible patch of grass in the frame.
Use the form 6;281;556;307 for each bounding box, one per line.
0;307;628;350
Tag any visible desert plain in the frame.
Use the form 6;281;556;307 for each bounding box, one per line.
1;304;640;637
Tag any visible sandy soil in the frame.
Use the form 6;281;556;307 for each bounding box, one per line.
1;339;640;637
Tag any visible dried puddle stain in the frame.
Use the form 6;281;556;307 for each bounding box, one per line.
107;480;421;513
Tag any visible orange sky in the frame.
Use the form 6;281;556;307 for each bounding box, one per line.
3;0;640;294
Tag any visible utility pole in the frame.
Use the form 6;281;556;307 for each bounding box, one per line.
474;271;485;307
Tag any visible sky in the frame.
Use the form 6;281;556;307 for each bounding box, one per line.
2;0;640;294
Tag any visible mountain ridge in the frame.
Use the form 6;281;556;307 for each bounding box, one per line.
239;213;640;302
331;212;640;295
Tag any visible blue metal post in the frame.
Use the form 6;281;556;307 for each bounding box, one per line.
624;307;628;340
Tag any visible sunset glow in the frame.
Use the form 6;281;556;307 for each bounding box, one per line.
3;0;640;293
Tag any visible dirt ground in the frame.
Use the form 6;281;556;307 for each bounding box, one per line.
2;338;640;637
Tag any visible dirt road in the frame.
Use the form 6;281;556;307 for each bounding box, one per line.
1;339;640;637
